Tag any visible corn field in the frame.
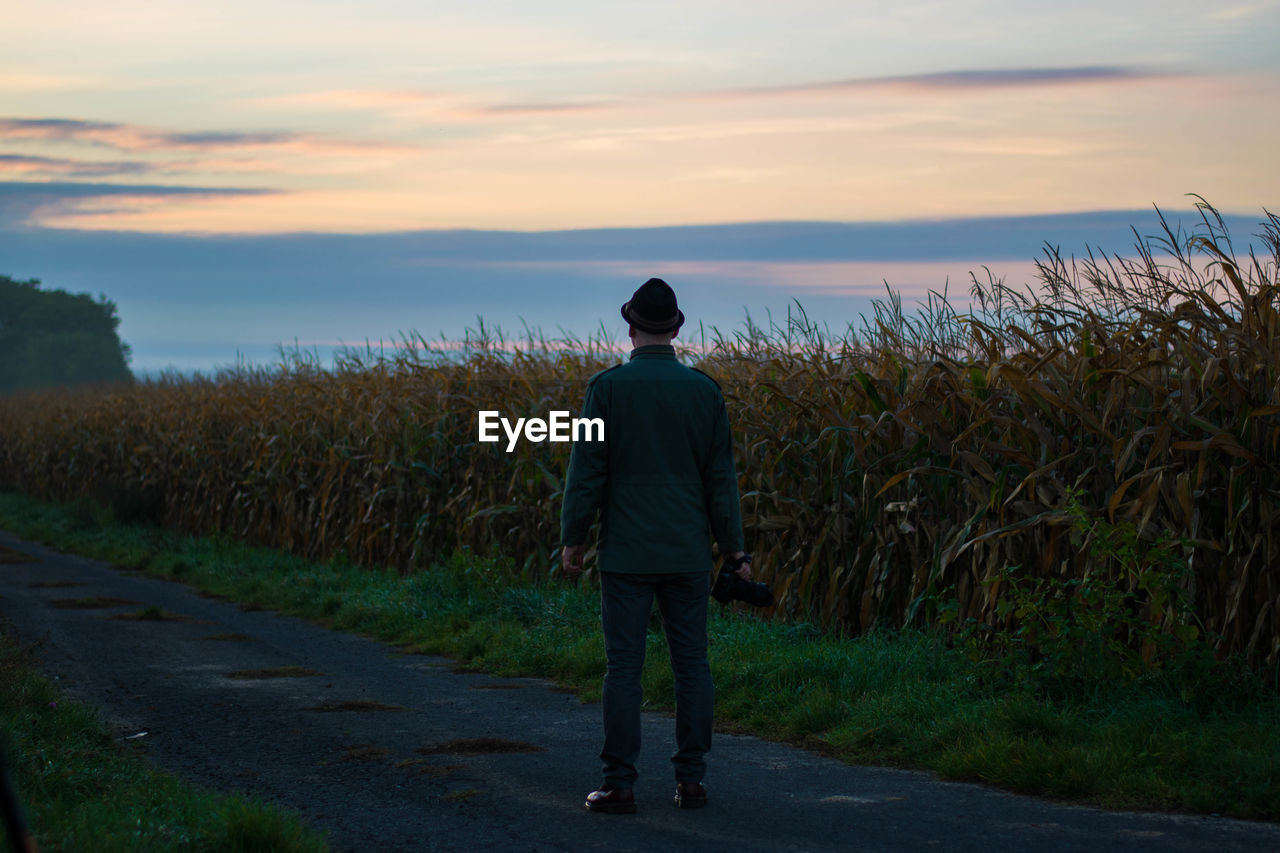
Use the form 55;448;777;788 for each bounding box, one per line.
2;201;1279;666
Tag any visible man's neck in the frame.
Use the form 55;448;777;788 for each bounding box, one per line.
631;332;674;348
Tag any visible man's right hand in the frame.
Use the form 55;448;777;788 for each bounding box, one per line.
730;551;750;580
562;544;586;577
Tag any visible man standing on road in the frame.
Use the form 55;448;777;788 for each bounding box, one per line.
560;277;750;815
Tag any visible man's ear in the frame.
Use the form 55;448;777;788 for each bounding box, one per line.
628;325;637;340
669;327;679;341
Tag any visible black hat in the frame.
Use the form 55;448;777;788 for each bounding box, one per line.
621;278;684;334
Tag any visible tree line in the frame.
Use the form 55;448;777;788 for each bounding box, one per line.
0;275;133;395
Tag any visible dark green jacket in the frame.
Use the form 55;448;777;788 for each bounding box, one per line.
561;345;745;574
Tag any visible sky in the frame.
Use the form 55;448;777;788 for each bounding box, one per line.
3;0;1278;373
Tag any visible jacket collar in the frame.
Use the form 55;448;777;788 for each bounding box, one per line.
629;344;676;360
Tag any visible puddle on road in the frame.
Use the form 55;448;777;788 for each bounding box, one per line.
417;737;544;755
48;596;137;609
225;666;324;680
444;788;481;802
308;700;409;713
340;743;390;763
107;606;203;623
395;758;462;777
0;545;36;564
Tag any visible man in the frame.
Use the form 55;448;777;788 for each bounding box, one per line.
561;277;750;815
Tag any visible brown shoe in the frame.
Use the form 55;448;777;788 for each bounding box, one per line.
585;785;636;814
673;782;707;809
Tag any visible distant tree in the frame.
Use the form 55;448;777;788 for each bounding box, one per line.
0;275;133;394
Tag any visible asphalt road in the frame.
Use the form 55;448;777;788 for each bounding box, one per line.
1;529;1277;852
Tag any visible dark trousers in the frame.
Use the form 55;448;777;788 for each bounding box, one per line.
599;570;714;789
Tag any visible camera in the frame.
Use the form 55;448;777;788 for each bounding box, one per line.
712;553;774;608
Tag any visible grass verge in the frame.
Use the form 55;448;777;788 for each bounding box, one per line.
0;627;328;852
1;491;1278;820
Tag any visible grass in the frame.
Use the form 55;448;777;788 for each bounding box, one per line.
0;627;329;852
2;491;1279;820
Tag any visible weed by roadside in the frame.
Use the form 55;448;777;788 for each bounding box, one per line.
925;489;1270;711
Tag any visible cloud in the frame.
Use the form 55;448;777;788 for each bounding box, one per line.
258;65;1172;129
0;117;286;150
300;210;1263;264
912;136;1103;158
472;99;621;116
526;115;929;152
0;152;345;180
0;117;417;155
0;180;276;228
1206;1;1279;21
9;206;1242;268
467;257;1043;297
0;180;276;200
0;154;153;177
0;73;102;93
696;65;1170;100
256;88;622;122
